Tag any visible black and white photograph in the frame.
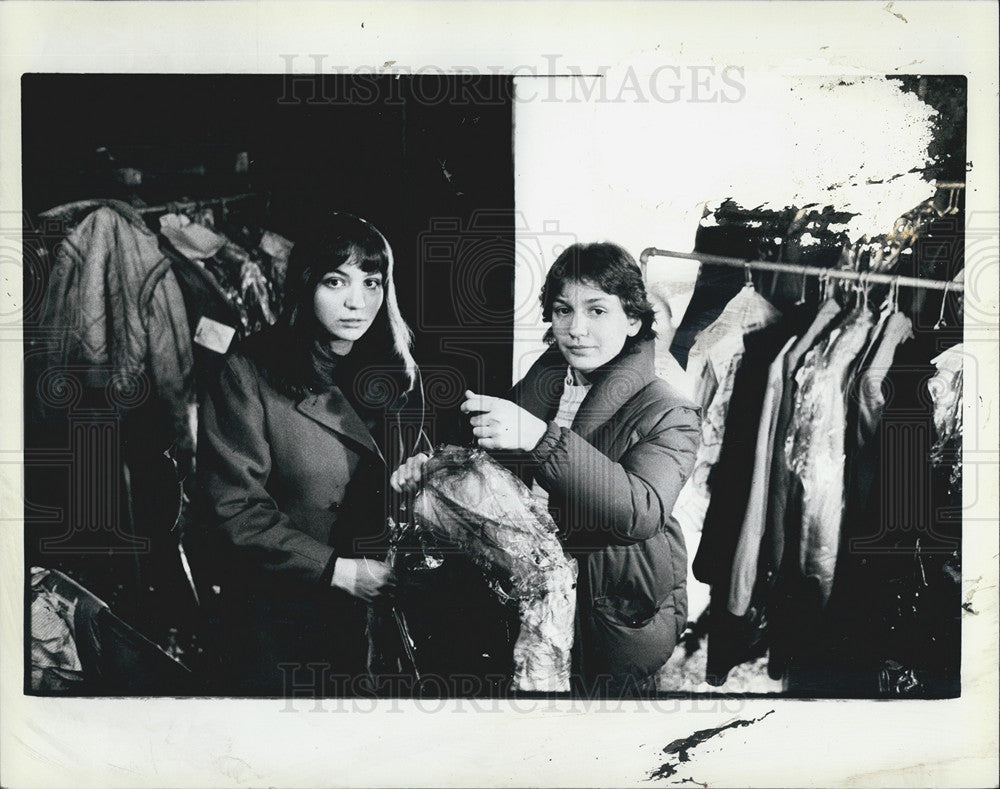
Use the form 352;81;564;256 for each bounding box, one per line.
1;2;997;787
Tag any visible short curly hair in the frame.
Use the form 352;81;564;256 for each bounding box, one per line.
539;242;657;352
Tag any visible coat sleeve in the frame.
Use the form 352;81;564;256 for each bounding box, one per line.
146;265;196;454
198;354;335;583
529;404;699;547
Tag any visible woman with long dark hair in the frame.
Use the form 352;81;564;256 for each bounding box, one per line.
198;212;419;695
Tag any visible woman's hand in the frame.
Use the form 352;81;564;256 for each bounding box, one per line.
390;452;431;494
331;557;396;603
461;390;547;451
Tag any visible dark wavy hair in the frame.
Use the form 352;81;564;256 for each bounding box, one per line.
539;242;656;352
252;212;417;401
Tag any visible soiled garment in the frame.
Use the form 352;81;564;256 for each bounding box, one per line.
764;298;842;573
928;343;963;502
843;311;915;526
30;569;85;692
37;205;195;452
785;306;875;606
160;213;278;335
693;313;805;588
259;229;294;291
414;447;578;692
692;314;805;685
855;313;915;446
159;213;228;260
219;242;278;329
727;335;797;616
793;336;961;697
687;285;781;494
928;344;963;457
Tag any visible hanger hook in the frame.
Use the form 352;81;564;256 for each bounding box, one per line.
934;277;952;330
796;267;808;305
948;186;959;215
744;261;753;289
889;275;900;313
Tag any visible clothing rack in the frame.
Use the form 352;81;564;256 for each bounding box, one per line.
638;248;964;293
138;191;265;216
37;192;266;221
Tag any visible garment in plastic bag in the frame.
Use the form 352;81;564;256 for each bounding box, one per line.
413;446;577;692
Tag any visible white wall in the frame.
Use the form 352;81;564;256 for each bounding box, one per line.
512;70;939;383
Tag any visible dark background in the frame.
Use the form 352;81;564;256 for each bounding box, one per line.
22;73;516;405
22;74;517;692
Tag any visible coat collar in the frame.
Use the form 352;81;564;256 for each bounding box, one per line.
518;340;658;442
296;387;384;462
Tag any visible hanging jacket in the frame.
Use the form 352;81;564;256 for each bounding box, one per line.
928;342;963;490
510;340;699;686
763;298;843;576
687;285;781;495
767;300;873;684
37;205;195;452
797;336;961;698
692;314;805;685
728;334;798;616
785;305;875;605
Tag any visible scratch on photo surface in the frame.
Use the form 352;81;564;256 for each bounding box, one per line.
883;2;909;24
962;575;995;616
16;732;69;770
216;754;255;782
106;761;143;776
647;710;775;781
845;754;982;786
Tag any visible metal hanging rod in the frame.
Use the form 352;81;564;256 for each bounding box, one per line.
139;191;264;216
639;248;964;293
38;192;265;221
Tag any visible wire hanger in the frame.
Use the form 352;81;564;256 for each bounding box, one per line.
879;275;901;314
934;277;952;330
945;187;961;216
795;269;808;305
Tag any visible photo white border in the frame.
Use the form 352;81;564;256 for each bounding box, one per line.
1;2;997;787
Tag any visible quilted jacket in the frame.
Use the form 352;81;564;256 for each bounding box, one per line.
38;205;194;451
510;340;700;687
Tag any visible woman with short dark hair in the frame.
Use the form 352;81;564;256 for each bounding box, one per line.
394;241;699;694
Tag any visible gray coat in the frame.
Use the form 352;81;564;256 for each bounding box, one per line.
197;349;394;691
199;351;391;588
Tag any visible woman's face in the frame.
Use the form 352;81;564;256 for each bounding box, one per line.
313;257;385;354
550;279;640;376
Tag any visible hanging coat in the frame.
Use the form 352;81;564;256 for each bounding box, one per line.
37;204;195;452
